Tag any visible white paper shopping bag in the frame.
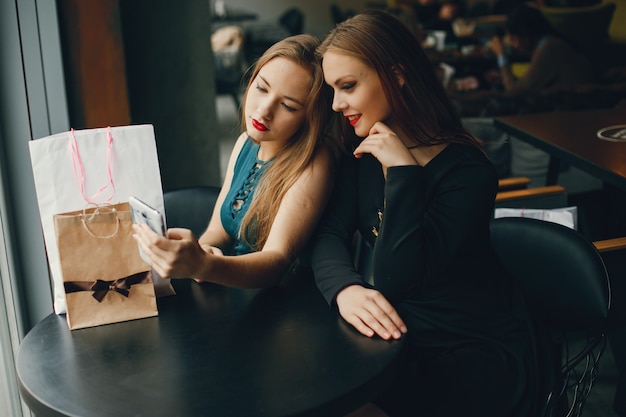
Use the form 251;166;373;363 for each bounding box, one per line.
29;125;172;314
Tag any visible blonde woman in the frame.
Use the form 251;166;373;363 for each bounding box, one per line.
133;34;336;288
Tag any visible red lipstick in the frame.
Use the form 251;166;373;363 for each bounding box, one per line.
346;115;360;126
252;118;268;132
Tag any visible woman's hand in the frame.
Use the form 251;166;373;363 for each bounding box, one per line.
200;244;224;257
335;284;407;340
353;122;417;177
132;224;211;280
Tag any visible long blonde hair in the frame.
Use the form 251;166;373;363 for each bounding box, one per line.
238;34;333;251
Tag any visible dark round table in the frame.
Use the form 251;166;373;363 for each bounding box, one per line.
17;269;405;417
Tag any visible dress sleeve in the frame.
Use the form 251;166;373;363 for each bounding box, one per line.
311;156;370;306
373;154;497;302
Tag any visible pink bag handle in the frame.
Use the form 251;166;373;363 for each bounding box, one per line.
69;127;116;205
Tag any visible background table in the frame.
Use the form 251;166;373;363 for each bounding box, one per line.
17;269;404;417
494;108;626;191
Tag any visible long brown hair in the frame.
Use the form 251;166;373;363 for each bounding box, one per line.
318;10;482;150
238;34;333;251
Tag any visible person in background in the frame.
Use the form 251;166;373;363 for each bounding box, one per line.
312;10;533;417
413;0;464;36
487;3;596;97
473;3;598;186
133;34;337;288
387;0;464;40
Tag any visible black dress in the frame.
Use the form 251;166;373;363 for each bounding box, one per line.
311;144;532;416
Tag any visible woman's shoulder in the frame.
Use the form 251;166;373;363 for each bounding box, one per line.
230;132;252;156
313;142;336;165
296;142;336;183
428;144;498;198
237;134;258;152
233;134;259;160
539;36;577;55
228;134;260;177
435;143;496;178
286;142;336;203
442;142;487;160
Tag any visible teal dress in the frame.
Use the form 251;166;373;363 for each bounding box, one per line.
220;138;271;255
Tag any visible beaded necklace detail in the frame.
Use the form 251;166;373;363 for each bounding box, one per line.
231;158;268;217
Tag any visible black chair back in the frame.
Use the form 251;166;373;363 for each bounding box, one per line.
490;217;610;417
163;186;221;237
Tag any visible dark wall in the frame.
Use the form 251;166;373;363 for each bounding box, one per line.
120;0;221;190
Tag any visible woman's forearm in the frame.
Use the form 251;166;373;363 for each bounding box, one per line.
192;249;291;288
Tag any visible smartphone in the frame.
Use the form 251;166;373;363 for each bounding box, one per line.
129;196;166;264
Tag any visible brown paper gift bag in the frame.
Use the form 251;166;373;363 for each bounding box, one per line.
54;202;158;330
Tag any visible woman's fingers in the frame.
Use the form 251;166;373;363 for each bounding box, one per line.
132;224;203;279
336;285;407;340
353;122;417;171
361;294;407;340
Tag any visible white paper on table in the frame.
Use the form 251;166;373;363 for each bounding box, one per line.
494;206;578;230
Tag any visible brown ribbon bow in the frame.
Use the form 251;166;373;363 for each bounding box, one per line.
64;271;153;302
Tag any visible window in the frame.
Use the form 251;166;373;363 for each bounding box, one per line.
0;1;69;415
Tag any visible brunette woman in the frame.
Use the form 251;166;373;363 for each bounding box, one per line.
312;10;533;417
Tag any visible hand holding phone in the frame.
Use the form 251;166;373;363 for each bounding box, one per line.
129;196;166;264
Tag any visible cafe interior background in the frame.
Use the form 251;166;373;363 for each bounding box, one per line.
1;0;625;416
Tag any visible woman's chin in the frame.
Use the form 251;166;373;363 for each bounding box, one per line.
352;125;369;138
352;125;368;138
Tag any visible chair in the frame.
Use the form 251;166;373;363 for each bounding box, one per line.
539;2;616;53
495;184;626;415
232;7;302;67
490;217;611;417
498;176;531;191
163;186;221;237
463;116;512;178
495;184;568;209
593;236;626;416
